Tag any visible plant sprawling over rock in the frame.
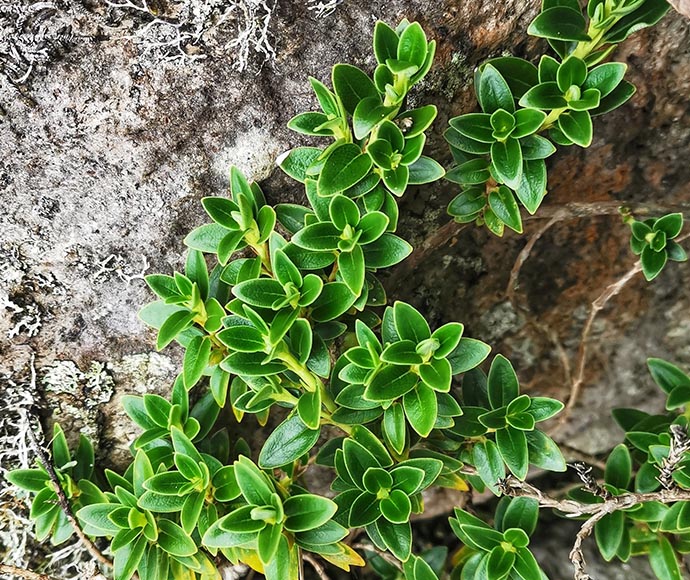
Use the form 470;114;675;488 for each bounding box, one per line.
8;5;690;580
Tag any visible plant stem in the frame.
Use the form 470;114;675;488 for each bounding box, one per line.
24;415;113;570
500;475;690;580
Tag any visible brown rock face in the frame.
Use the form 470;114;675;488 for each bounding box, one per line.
1;1;689;578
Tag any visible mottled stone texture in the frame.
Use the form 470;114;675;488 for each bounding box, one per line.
1;0;689;577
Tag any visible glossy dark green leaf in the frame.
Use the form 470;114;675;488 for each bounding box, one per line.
220;351;286;376
259;415;320;468
374;21;399;64
556;56;587;93
519;82;567;110
184;224;231;254
407;156;445;184
332;63;379;115
338;245;366;296
491;139;522;189
558;110;593;147
403;384;438;437
297;391;321;431
483;57;539;99
584;62;627;98
318;144;373;197
182;335;211;390
447;338;491;375
376;518;412;561
473;440;505;494
419;358;452;392
365;365;418;402
512;108;547;138
383;403;407;455
488;186;523;233
353;97;396;140
284;494;337;533
592;80;636;117
594;511;625;561
648;358;690;398
649;535;683;580
515;159;547;215
113;535;147;580
478;64;515;114
487;355;520;408
288;112;332;136
496;426;529;479
362;233;412;268
605;444;632;489
157;310;196;350
527;6;590;41
278;147;322;183
641;245;667;281
604;0;670;43
310;282;356;322
525;430;567;472
382;165;409;197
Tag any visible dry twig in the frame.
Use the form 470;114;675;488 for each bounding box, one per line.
500;475;690;580
24;420;112;569
506;216;559;302
352;542;403;571
555;231;690;428
302;553;330;580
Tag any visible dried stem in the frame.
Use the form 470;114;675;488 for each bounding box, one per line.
658;424;690;489
555;231;690;429
388;200;690;290
302;553;330;580
352;542;403;571
0;564;52;580
506;216;559;301
500;475;690;579
24;419;112;569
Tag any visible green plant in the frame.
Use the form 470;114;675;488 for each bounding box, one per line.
445;0;670;235
6;9;690;580
626;212;688;280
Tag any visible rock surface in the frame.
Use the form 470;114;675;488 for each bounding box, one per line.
1;0;690;577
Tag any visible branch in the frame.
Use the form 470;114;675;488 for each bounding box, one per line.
506;216;559;302
387;200;690;290
352;542;403;571
0;565;52;580
302;553;330;580
499;475;690;580
24;418;113;569
555;259;642;427
555;231;690;429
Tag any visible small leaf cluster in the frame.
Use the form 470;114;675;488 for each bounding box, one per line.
366;546;447;580
331;302;491;446
448;355;566;494
564;358;690;580
74;379;352;580
279;19;444;200
450;498;547;580
319;425;443;561
445;0;670;235
627;212;687;281
7;424;98;545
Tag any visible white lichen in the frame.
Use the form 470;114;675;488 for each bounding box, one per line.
0;356;41;570
105;0;277;70
108;352;176;394
91;253;149;284
42;361;114;441
306;0;344;18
